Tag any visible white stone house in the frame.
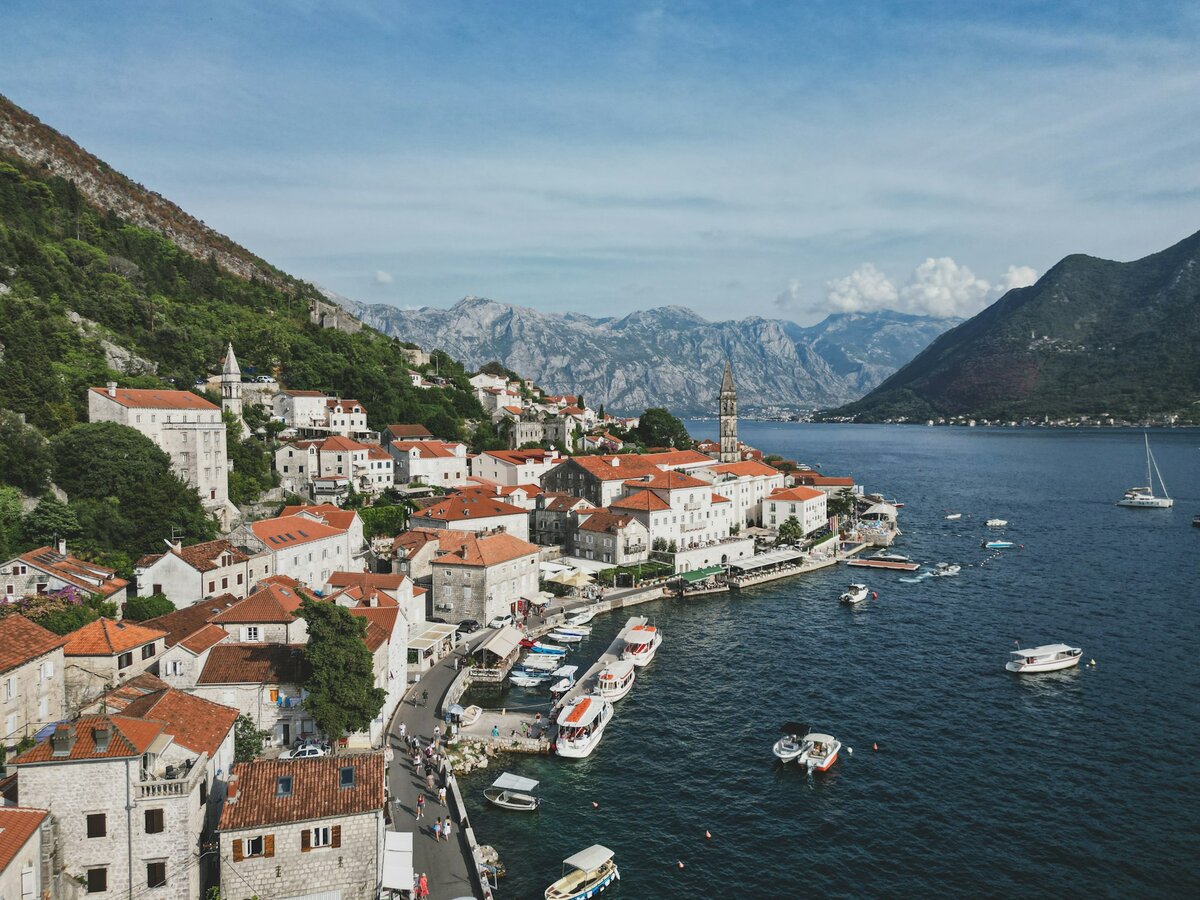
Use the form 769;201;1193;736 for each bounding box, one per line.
88;383;235;525
141;595;239;691
430;531;540;623
388;440;471;488
273;391;371;440
217;754;385;900
700;460;786;528
0;543;129;606
472;448;562;487
193;643;313;748
134;539;256;609
0;615;66;749
541;450;718;508
409;494;530;542
469;372;507;393
609;470;734;550
61;618;168;710
275;436;393;499
765;486;829;535
572;510;650;566
208;581;313;645
0;807;49;900
249;513;357;590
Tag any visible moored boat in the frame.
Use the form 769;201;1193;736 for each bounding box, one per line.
932;563;961;577
544;845;619;900
986;518;1008;527
772;721;809;763
982;540;1015;549
548;630;584;644
797;732;842;772
518;654;561;671
839;583;869;605
620;625;662;666
484;772;540;812
944;513;962;520
595;658;636;702
549;664;579;696
555;695;614;758
1006;643;1082;673
511;670;554;687
530;641;569;655
846;554;921;571
565;609;596;627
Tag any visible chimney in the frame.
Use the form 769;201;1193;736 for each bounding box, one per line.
50;723;75;757
93;724;112;753
55;537;67;555
106;381;117;398
609;457;620;468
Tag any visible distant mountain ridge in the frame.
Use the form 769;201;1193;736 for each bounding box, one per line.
334;294;960;415
824;230;1200;422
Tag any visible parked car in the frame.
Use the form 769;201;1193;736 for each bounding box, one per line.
255;375;276;383
456;619;481;635
281;745;327;760
488;614;515;629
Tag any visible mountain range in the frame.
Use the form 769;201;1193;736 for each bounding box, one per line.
824;230;1200;422
335;294;960;416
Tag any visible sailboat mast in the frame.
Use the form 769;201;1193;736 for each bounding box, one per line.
1144;433;1152;487
1148;438;1170;498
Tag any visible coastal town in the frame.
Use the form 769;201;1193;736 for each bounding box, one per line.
0;347;898;900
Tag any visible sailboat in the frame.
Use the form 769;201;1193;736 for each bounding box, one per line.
1117;434;1173;508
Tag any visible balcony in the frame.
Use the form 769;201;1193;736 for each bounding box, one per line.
681;522;706;533
623;543;647;554
136;752;208;800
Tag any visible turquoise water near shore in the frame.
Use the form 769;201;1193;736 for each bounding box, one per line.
460;424;1200;898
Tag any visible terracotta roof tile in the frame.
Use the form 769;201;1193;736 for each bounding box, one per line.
433;532;539;568
89;387;218;411
17;547;128;597
210;584;306;625
0;615;66;674
326;571;406;595
62;618;166;657
708;460;782;478
197;644;309;685
218;753;384;830
143;596;239;649
119;689;239;757
390;440;463;459
769;486;826;501
577;510;637;534
10;715;164;764
180;624;230;654
622;470;708;490
0;808;49;872
414;496;526;523
610;491;671;512
251;514;345;549
277;504;359;532
385;424;433;439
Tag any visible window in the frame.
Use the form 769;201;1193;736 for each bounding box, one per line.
199;779;207;805
311;826;332;848
276;776;293;797
141;643;156;660
87;813;106;838
244;627;260;642
144;808;164;834
152;583;162;595
146;861;167;888
221;577;228;590
237;573;244;585
87;868;107;893
245;836;265;857
4;678;12;700
208;581;216;593
167;660;183;676
118;652;133;669
340;766;356;789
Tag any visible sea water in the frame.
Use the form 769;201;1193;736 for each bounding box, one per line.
459;425;1200;897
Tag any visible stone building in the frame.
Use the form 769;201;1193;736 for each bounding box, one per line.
430;531;540;624
134;538;258;609
0;544;129;606
0;807;50;900
60;618;168;709
0;615;66;749
719;359;738;464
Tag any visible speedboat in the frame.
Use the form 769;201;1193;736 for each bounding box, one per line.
871;550;911;562
530;641;569;655
544;845;619;900
1006;644;1083;673
932;563;961;577
839;583;869;605
548;630;584;644
620;626;662;666
1117;434;1173;508
565;609;596;627
772;721;809;763
982;540;1015;549
555;695;614;758
986;518;1008;527
796;732;842;772
944;513;962;520
484;772;540;812
595;659;636;703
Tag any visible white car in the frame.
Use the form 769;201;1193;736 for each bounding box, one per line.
489;614;515;629
281;745;327;760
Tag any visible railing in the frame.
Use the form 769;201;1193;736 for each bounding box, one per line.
682;501;703;511
623;543;647;554
136;753;208;800
681;522;706;533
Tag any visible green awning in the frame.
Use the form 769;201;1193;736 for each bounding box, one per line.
680;565;725;583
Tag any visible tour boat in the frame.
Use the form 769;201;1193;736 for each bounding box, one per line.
932;563;961;577
595;659;636;703
554;695;614;758
796;732;842;772
1117;434;1173;508
484;772;540;812
944;513;962;520
1006;643;1083;673
620;626;662;667
544;845;619;900
982;540;1015;550
565;609;596;627
772;721;809;763
548;630;584;644
839;583;869;605
986;518;1008;527
530;641;569;655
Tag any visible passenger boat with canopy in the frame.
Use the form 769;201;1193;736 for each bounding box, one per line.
484;772;540;811
544;845;619;900
595;658;636;702
1005;643;1083;673
555;695;614;758
620;625;661;666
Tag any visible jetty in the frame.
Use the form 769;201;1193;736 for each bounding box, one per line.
555;615;648;710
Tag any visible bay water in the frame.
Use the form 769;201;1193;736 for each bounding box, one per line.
460;424;1200;898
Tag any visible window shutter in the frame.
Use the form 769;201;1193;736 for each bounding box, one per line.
232;840;243;862
264;834;275;858
331;825;341;849
301;830;311;852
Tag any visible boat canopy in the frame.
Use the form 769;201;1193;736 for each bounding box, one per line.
728;547;805;572
1010;644;1078;657
803;733;836;744
562;844;615;873
489;772;539;793
557;696;601;726
599;659;635;679
551;665;579;678
624;627;657;644
679;565;724;582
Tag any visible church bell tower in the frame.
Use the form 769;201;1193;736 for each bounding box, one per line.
719;359;738;463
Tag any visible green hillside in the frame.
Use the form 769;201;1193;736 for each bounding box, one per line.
823;231;1200;422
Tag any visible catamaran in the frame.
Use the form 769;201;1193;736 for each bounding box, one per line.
1118;434;1173;508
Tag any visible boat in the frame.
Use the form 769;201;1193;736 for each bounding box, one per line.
554;695;614;758
982;540;1015;549
549;664;579;696
554;624;592;636
1193;513;1200;528
620;625;662;666
565;609;596;627
544;844;619;900
548;630;584;644
796;732;842;772
595;659;636;703
986;518;1008;527
530;641;569;655
460;705;482;726
839;583;869;605
518;654;561;671
944;513;962;520
484;772;540;812
772;721;809;763
510;670;554;687
846;553;920;571
932;563;961;577
1005;643;1083;673
871;550;911;562
1117;434;1173;508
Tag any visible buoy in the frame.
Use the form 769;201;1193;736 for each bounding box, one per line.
871;591;878;600
1089;659;1096;667
678;861;685;870
592;801;599;809
847;746;853;754
705;830;712;840
873;742;878;751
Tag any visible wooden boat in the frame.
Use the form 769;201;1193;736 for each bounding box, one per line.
545;845;619;900
530;641;569;655
484;772;540;811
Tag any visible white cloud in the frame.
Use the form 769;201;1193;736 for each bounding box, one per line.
898;257;991;317
774;278;804;311
823;264;898;313
374;269;394;284
991;264;1038;297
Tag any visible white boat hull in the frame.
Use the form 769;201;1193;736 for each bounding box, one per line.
772;737;805;762
801;742;841;772
1006;655;1082;673
555;702;614;759
621;632;662;667
1117;497;1173;508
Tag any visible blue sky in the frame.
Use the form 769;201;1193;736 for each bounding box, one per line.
3;1;1199;324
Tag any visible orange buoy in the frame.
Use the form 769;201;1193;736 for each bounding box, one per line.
678;861;685;869
871;591;878;600
873;742;878;751
705;830;712;839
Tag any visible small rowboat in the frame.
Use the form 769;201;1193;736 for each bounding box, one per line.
565;609;596;626
530;641;569;655
982;540;1015;550
485;772;540;812
545;845;619;900
944;512;962;520
548;630;584;644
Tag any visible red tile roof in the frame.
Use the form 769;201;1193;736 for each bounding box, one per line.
197;644;309;685
278;504;359;532
433;532;540;568
143;596;239;649
219;753;385;830
88;672;170;713
348;607;396;651
482;449;558;465
385;424;434;439
540;493;594;513
119;689;239;757
392;528;446;558
180;624;229;654
414;495;527;523
316;435;371;453
326;571;406;598
623;470;708;490
10;715;165;764
89;387;218;410
708;460;782;478
62;618;166;657
577;510;637;534
769;486;825;502
0;615;66;674
710;493;732;503
17;547;128;597
210;583;307;625
390;440;463;459
794;473;855;487
136;539;248;573
251;514;345;549
0;808;49;871
610;491;671;512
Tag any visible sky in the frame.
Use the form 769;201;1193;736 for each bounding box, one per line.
2;1;1199;325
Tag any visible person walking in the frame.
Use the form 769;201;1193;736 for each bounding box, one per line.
442;817;452;843
417;873;429;899
398;721;406;740
438;785;447;806
415;794;425;820
433;817;442;842
425;770;435;793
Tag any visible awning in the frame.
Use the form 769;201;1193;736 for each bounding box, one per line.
862;502;898;520
479;625;524;660
728;548;805;572
679;565;724;583
382;831;414;892
490;772;539;792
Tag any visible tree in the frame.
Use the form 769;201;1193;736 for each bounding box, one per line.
124;593;175;622
297;599;386;742
22;494;80;547
358;504;407;540
778;515;803;544
0;410;52;494
633;408;693;449
827;488;857;521
233;714;269;763
0;486;26;559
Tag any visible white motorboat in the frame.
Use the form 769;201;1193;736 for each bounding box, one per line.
554;695;614;758
870;550;912;562
772;721;809;763
548;630;584;644
595;658;636;703
839;583;869;605
518;654;561;671
1006;644;1083;673
484;772;540;812
1117;434;1173;508
555;624;592;636
565;609;596;627
986;518;1008;527
796;732;842;772
620;625;662;666
944;513;962;520
932;563;961;577
549;664;579;696
544;844;619;900
530;641;569;655
511;670;554;687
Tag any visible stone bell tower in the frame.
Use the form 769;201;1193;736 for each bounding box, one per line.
719;359;738;463
221;342;249;439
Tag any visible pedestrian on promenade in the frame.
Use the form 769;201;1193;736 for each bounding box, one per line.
417;873;429;899
433;817;442;841
425;771;435;793
415;794;425;819
438;785;447;806
442;818;452;842
398;721;406;740
492;724;499;738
